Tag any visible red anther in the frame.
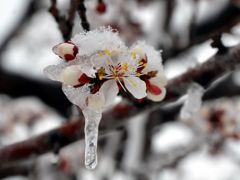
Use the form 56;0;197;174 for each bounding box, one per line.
96;2;107;14
110;24;120;33
137;56;148;73
78;74;91;85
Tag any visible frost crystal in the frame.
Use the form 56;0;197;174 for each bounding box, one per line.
44;26;167;169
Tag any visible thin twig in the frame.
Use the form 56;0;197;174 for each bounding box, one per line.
77;0;90;31
163;2;240;61
49;0;79;40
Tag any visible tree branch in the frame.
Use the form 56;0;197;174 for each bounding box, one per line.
163;2;240;61
77;0;90;31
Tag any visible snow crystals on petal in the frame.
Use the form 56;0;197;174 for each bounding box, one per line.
72;26;127;57
132;41;163;73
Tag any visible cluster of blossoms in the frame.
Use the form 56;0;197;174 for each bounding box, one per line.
44;27;167;169
45;27;167;112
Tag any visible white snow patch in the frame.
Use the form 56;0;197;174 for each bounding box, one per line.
152;123;193;153
0;0;30;45
2;11;62;79
31;114;62;135
179;150;239;180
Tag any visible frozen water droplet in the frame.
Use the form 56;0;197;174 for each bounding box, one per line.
82;108;102;169
180;83;204;121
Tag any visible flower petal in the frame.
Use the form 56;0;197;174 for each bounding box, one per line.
44;64;67;82
62;84;90;109
147;87;166;102
131;41;163;73
99;80;119;107
76;55;96;78
123;77;147;99
90;53;111;70
149;74;168;87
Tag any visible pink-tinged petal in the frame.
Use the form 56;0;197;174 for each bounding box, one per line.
147;87;166;102
123;77;147;99
53;42;78;61
146;82;162;95
62;84;90;109
99;80;119;107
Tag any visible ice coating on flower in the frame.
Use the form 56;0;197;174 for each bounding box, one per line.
60;65;83;86
44;26;167;169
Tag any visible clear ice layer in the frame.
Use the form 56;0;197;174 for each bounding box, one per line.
82;109;102;169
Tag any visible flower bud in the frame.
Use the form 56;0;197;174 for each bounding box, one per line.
96;2;107;14
53;42;78;61
60;65;82;86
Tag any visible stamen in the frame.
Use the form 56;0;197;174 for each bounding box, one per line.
97;67;106;80
131;51;137;60
104;49;112;56
117;79;127;92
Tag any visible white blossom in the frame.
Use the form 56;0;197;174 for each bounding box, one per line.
44;26;167;169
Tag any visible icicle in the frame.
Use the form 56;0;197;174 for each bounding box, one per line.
82;108;102;169
180;83;204;121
